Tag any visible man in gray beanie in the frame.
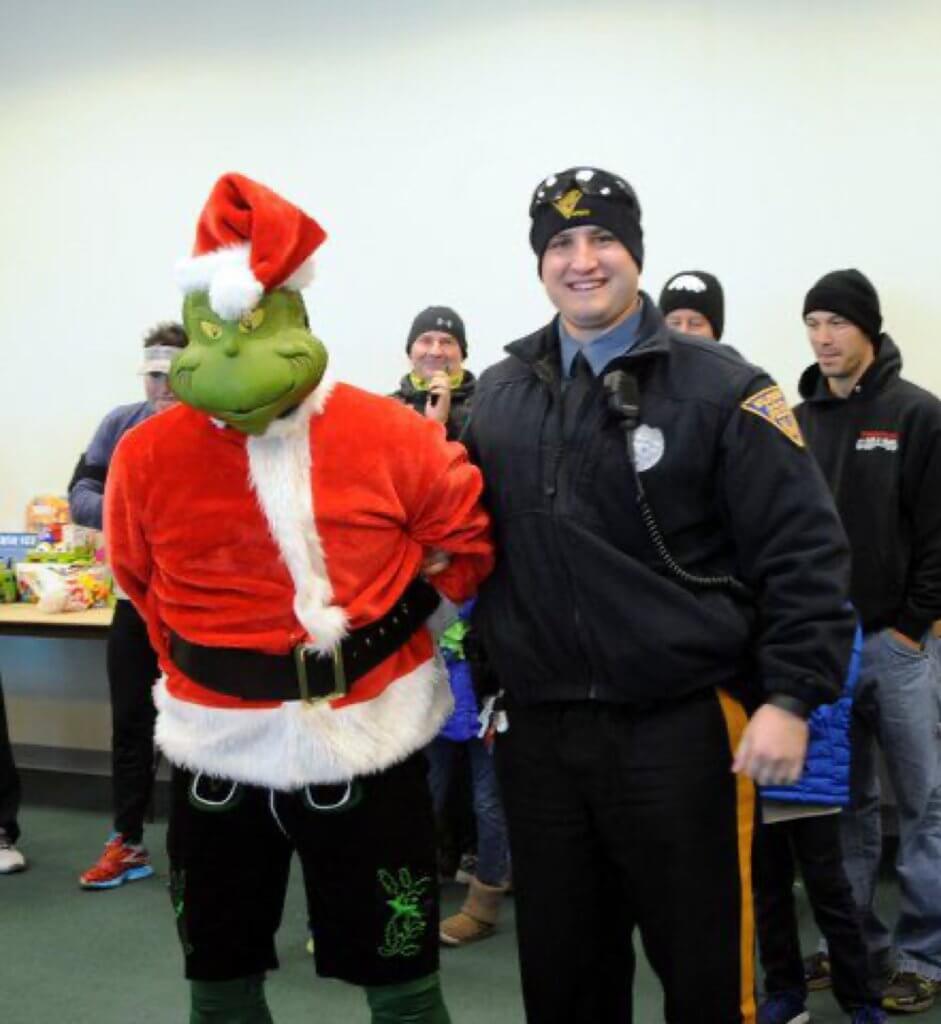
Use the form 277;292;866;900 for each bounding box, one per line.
391;306;476;441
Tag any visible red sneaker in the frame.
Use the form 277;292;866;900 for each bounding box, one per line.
79;834;154;890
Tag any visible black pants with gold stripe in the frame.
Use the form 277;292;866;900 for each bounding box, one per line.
495;688;755;1024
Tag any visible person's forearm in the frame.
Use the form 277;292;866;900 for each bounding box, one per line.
68;480;104;529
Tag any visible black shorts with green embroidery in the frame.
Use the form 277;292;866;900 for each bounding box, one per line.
166;752;440;986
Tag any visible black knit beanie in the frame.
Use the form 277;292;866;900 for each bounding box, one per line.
659;271;725;340
802;269;882;342
406;306;467;358
529;167;644;274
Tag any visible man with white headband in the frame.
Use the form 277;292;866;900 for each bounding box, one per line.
70;321;187;890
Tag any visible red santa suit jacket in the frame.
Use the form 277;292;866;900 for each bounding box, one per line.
105;379;494;790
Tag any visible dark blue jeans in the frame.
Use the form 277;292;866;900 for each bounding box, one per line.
840;628;941;980
425;736;508;886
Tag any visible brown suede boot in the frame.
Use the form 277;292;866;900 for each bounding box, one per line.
439;877;505;946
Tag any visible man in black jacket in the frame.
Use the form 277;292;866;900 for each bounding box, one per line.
797;270;941;1014
463;166;855;1024
391;306;476;442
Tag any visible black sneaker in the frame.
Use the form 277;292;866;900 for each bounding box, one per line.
881;972;938;1014
804;951;831;991
851;1007;887;1024
758;990;810;1024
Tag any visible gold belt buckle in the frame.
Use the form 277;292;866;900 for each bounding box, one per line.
293;642;348;705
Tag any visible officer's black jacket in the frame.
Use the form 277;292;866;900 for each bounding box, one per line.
796;334;941;642
463;296;854;712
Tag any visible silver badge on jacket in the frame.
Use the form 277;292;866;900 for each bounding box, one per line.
632;424;665;472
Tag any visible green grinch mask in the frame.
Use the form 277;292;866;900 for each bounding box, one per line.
172;289;328;436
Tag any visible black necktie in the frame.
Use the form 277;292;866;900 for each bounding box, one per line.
570;350;593;383
563;350;594;434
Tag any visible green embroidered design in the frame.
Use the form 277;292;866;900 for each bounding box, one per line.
377;867;431;958
169;869;194;955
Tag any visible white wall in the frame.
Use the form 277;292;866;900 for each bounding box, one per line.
2;0;939;529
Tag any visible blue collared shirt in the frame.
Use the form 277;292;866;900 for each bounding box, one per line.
559;304;643;379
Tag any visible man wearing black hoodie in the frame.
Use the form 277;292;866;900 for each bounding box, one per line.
797;269;941;1014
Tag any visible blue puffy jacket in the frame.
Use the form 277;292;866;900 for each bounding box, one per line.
438;601;480;743
761;623;862;807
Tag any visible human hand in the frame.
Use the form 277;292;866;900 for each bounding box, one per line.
421;548;451;577
889;627;923;652
425;372;452;425
731;703;809;786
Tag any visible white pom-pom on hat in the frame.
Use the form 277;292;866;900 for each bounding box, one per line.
176;173;327;321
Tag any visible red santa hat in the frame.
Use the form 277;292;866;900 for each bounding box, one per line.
175;173;327;321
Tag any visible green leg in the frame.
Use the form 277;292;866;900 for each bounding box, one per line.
364;972;452;1024
189;974;274;1023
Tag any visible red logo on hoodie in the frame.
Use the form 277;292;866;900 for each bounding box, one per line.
856;430;899;452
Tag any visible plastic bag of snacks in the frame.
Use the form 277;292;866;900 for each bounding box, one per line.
15;561;112;612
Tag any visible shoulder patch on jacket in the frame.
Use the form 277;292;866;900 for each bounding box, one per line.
740;386;805;448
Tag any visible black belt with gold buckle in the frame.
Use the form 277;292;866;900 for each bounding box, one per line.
168;577;441;704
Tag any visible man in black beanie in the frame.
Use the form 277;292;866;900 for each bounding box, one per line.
796;269;941;1014
659;270;725;340
462;166;856;1023
391;306;476;441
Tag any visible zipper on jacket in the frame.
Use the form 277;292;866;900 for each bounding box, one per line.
538;363;595;700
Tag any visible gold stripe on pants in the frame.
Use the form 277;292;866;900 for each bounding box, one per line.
717;689;757;1024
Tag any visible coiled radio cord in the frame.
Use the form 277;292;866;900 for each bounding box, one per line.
603;369;752;603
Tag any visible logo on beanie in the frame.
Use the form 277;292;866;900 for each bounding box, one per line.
552;189;591;220
740;386;805;448
668;274;707;293
436;317;454;330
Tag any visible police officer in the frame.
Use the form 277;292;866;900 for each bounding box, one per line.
463;166;855;1023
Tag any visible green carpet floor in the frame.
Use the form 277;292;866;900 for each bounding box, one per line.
2;775;938;1023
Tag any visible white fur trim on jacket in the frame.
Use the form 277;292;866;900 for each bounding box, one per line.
154;654;452;788
175;242;315;321
247;382;345;652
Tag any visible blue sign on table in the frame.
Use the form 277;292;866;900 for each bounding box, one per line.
0;533;38;564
